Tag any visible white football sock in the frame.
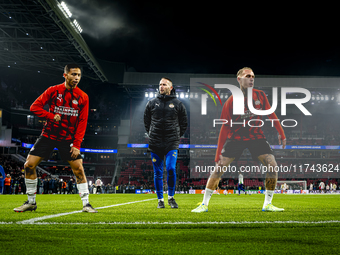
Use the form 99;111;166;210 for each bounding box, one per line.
25;178;37;204
77;183;89;206
158;198;164;202
263;190;274;207
168;196;174;200
203;188;214;206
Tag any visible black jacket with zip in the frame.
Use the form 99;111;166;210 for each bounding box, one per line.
143;88;188;156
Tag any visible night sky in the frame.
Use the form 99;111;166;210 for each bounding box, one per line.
66;1;338;76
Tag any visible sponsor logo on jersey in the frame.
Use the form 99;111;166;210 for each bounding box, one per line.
54;106;78;116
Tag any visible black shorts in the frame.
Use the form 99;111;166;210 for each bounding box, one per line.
221;139;273;161
29;136;82;161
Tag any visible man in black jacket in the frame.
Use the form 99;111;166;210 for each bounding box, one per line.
144;77;188;209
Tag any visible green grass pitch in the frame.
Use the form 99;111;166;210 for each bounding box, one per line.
1;193;339;254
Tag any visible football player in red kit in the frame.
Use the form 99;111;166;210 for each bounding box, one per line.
14;63;97;213
192;67;286;213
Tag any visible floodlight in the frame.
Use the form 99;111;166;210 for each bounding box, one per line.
60;1;72;18
73;19;83;33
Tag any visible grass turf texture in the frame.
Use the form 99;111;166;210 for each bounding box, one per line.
1;194;339;254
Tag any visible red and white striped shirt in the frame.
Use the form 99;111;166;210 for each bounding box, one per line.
215;88;285;162
30;82;89;150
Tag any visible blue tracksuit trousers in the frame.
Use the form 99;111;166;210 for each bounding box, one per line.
151;150;177;199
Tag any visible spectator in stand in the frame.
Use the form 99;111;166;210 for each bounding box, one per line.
53;178;59;194
43;177;49;194
56;178;61;194
319;181;325;193
61;180;67;194
91;183;96;194
19;174;26;194
0;169;4;194
13;177;20;194
326;184;330;193
49;177;54;194
4;174;11;194
95;178;102;194
37;177;43;194
107;184;113;193
68;178;74;194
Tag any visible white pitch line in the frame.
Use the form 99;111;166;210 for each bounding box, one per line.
29;220;340;225
16;198;157;224
91;220;340;225
2;220;340;225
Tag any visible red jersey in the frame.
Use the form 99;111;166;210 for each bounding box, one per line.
30;82;89;150
215;88;285;162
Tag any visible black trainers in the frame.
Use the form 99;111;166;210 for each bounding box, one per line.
168;197;178;209
157;200;165;208
13;200;37;212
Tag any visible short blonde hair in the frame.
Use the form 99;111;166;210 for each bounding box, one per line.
237;67;253;77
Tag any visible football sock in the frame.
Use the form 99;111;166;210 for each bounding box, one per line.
203;188;214;206
263;190;274;207
77;183;89;206
25;178;37;204
168;196;174;200
158;198;164;202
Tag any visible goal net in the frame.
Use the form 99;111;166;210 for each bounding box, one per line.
276;180;307;191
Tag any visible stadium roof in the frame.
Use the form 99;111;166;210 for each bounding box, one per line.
0;0;107;82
